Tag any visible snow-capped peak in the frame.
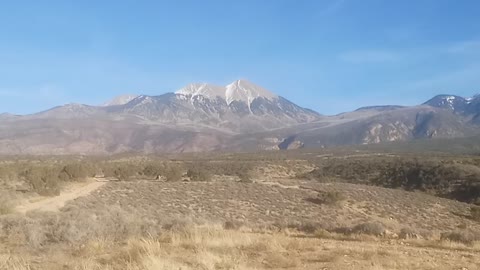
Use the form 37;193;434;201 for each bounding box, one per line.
175;79;278;105
446;96;456;102
102;94;138;106
225;79;277;105
445;96;457;108
175;83;225;99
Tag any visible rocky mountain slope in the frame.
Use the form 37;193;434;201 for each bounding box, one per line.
105;80;320;132
0;80;479;154
236;105;477;151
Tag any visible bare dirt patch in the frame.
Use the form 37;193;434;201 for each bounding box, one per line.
15;179;106;213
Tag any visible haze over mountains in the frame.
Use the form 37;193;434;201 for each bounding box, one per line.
0;80;479;155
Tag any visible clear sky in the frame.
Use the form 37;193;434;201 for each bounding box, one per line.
1;0;479;115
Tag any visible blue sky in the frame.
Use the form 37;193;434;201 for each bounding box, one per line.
1;0;479;115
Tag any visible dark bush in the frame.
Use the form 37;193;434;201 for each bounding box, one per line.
187;166;211;182
237;169;253;183
307;157;480;204
440;230;479;244
350;222;386;236
223;220;243;230
23;167;61;196
59;163;94;181
163;164;183;182
471;206;480;222
100;163;118;178
142;163;164;179
399;228;422;240
307;191;346;206
113;166;134;181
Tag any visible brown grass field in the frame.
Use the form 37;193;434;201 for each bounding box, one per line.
0;152;479;269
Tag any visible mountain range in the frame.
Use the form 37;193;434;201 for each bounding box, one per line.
0;80;479;155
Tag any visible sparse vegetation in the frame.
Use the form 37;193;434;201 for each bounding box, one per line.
1;152;480;269
0;219;478;270
22;167;62;196
305;156;480;204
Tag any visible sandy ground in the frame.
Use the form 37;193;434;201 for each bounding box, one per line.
15;179;106;213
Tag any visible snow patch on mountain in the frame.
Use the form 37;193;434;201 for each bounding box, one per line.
446;96;456;108
130;95;155;105
103;94;138;106
176;83;225;100
175;79;278;106
466;94;480;103
446;96;456;102
225;80;277;105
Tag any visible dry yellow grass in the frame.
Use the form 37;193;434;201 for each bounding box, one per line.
0;191;15;216
0;254;31;270
3;224;467;270
1;154;480;270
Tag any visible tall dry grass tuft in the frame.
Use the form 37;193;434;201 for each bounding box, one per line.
139;224;318;270
0;255;31;270
0;200;13;216
149;225;254;269
0;192;15;216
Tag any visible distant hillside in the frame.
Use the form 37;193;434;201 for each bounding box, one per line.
354;135;480;155
0;80;479;155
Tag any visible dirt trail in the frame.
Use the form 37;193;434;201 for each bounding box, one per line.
15;179;107;213
258;181;301;189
